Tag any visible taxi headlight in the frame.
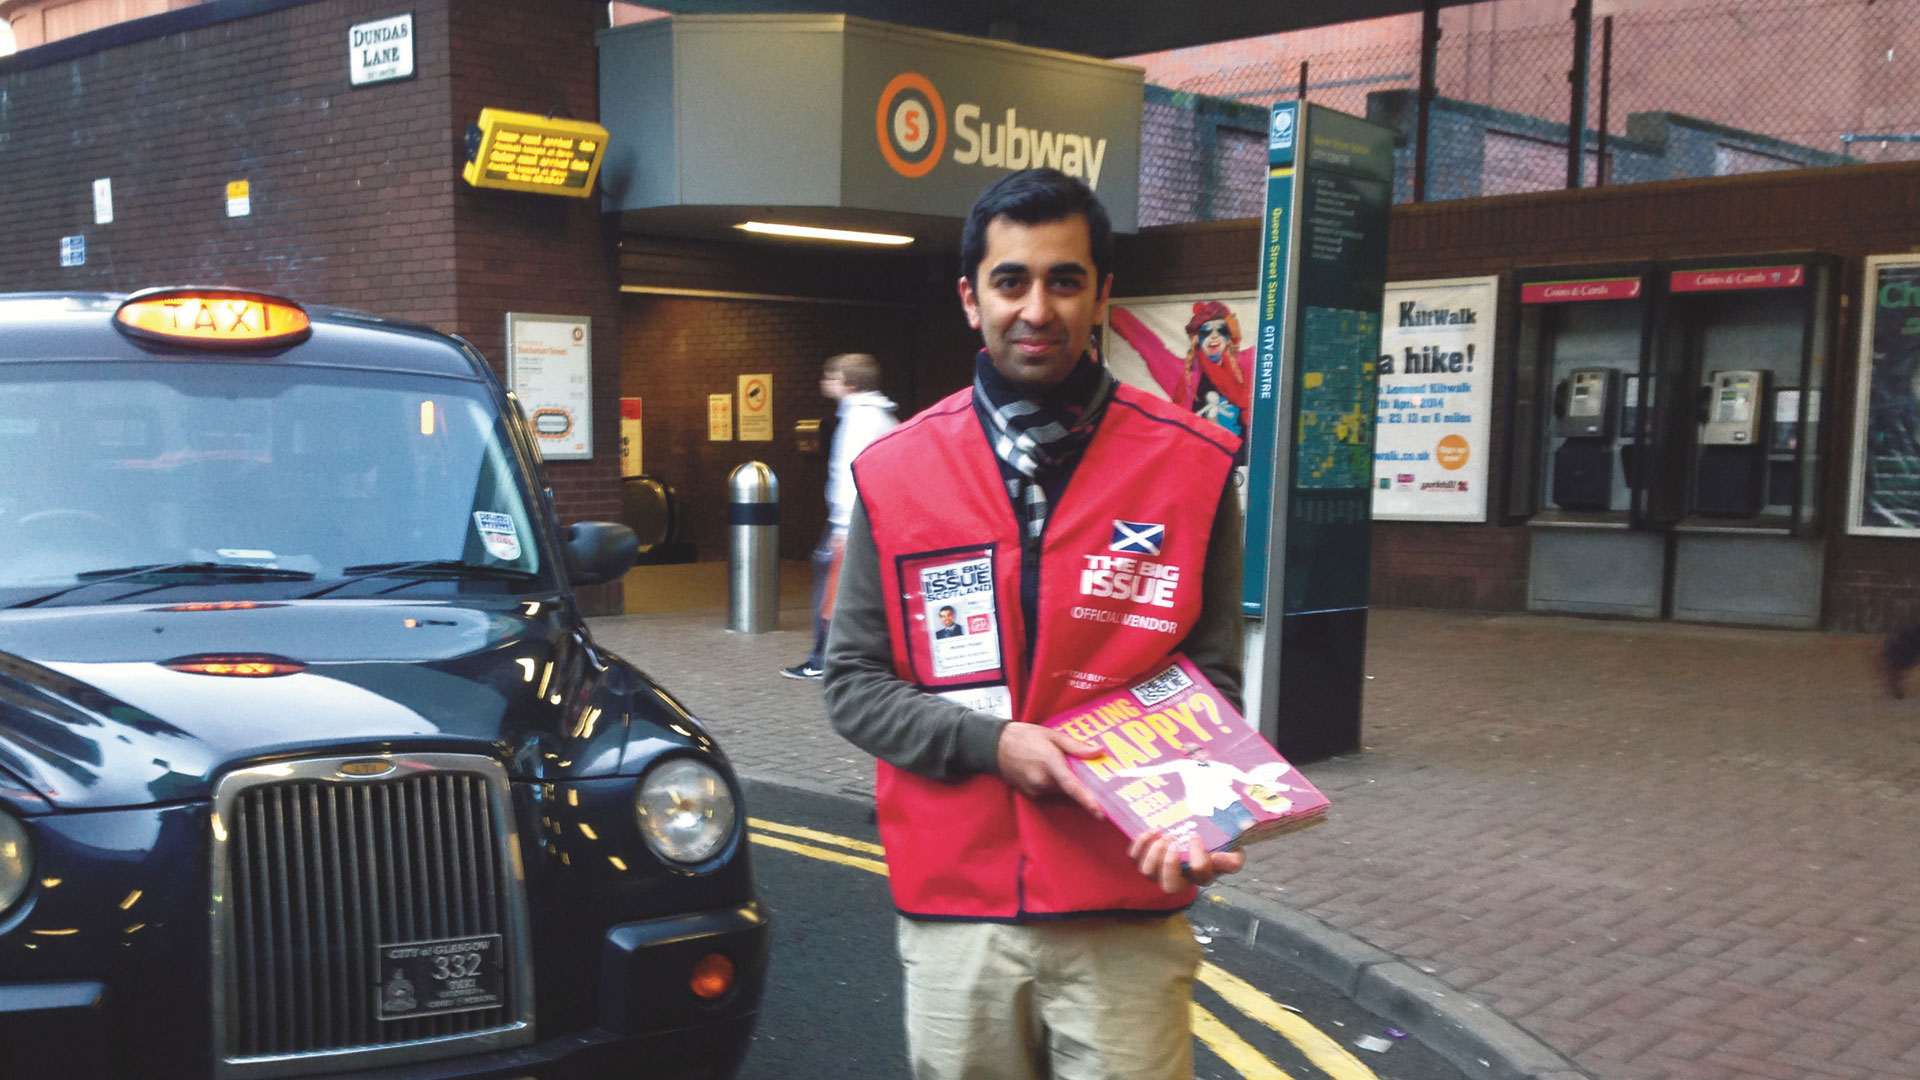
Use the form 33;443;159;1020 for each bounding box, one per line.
633;758;736;867
0;811;33;916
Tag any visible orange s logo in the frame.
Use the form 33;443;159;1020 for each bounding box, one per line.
876;73;946;178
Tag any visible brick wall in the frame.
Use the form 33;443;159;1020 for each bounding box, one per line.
1138;86;1268;227
0;0;632;611
443;0;619;515
0;0;457;321
618;290;959;563
1118;161;1920;632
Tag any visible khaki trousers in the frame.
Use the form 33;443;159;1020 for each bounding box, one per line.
896;913;1203;1080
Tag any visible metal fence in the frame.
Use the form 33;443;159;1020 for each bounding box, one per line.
1132;0;1920;211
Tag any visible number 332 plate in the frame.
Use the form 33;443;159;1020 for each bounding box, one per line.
376;934;505;1020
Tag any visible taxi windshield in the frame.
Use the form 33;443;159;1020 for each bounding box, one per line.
0;360;547;595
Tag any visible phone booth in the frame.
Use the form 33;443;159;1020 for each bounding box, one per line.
1505;264;1662;617
1649;255;1837;627
1505;257;1840;626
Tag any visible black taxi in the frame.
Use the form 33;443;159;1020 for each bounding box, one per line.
0;289;766;1078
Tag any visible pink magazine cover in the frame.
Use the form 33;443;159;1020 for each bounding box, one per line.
1043;654;1329;853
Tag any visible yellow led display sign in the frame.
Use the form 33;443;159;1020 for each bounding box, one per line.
462;108;609;197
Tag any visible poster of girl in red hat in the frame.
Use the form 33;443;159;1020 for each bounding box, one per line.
1106;294;1257;464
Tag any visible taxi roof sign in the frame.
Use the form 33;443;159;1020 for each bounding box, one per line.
113;288;312;349
462;108;609;198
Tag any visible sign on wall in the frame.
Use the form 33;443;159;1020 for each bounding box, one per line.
708;394;734;441
349;13;415;87
1848;254;1920;537
463;109;609;198
506;313;592;460
1373;276;1497;523
737;374;773;441
620;397;643;477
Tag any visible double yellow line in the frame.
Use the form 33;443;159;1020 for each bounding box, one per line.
746;819;1378;1080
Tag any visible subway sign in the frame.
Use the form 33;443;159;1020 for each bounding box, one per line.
462;109;609;197
594;17;1142;230
842;23;1142;230
875;73;1114;189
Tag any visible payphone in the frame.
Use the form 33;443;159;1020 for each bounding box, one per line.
1701;369;1765;445
1557;369;1617;437
1694;369;1768;517
1551;368;1619;510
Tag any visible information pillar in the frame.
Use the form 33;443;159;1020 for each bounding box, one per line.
1242;103;1394;761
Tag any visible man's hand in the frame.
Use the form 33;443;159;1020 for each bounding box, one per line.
1127;830;1246;893
994;723;1105;816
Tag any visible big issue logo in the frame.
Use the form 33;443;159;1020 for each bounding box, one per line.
876;73;1111;187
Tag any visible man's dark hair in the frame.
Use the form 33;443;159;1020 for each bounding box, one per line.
959;168;1113;287
938;605;955;616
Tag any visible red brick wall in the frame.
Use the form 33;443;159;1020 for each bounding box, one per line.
618;292;953;563
444;0;619;520
0;0;629;610
0;0;457;321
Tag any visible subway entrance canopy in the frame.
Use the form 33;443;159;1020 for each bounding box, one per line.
631;0;1474;59
598;1;1471;246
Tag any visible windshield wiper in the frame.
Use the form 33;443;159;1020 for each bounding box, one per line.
8;562;318;609
300;560;538;600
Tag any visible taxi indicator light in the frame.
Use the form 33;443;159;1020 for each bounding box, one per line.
689;953;734;1000
153;601;279;613
114;288;311;350
163;654;306;677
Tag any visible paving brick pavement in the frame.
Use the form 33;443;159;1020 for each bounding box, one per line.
589;603;1920;1080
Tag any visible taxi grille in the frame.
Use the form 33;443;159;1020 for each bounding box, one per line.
214;758;533;1074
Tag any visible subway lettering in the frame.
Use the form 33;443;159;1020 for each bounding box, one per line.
950;105;1108;188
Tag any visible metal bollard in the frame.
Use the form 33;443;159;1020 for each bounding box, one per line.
727;461;779;633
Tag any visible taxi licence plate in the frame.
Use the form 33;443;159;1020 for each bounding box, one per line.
375;934;505;1020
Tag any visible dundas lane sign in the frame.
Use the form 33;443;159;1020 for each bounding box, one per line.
596;14;1143;231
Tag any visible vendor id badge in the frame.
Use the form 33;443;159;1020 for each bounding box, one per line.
376;934;505;1020
898;546;1005;687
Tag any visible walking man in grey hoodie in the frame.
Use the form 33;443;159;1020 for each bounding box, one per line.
784;352;898;679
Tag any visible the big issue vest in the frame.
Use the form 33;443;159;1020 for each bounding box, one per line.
853;382;1239;919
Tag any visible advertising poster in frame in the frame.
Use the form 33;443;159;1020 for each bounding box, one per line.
505;313;592;461
1848;255;1920;536
1104;292;1260;480
1372;276;1497;523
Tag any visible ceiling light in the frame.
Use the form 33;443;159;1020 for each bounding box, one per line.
734;221;913;246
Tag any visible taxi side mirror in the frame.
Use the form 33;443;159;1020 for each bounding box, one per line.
565;521;639;586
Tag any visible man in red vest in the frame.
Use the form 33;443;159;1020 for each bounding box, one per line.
824;168;1247;1080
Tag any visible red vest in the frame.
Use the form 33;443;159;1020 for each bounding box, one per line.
853;383;1238;919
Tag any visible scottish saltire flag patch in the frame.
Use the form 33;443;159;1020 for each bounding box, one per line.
1110;520;1164;556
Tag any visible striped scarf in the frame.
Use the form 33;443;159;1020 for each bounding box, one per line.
972;350;1116;543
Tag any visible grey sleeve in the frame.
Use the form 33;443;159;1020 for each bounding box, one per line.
1175;478;1246;715
822;497;1008;779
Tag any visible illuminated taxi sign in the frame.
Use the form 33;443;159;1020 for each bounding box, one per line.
113;288;311;349
462;108;609;197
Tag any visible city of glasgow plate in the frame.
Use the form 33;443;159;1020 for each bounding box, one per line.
375;934;505;1020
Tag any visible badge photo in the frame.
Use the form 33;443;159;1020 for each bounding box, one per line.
896;546;1006;688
